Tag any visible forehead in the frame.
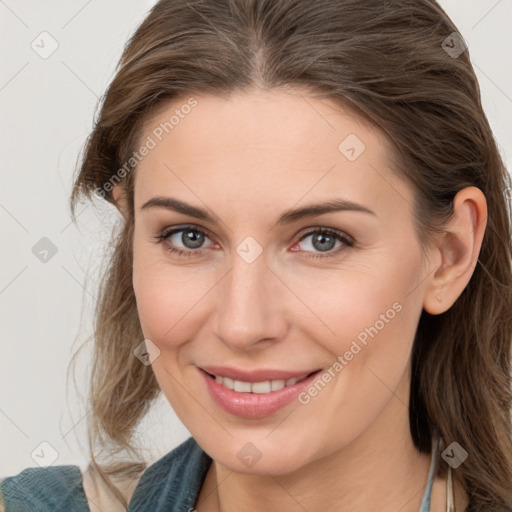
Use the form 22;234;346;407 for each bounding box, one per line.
133;88;412;217
140;87;384;157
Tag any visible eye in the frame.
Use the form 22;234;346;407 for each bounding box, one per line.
294;228;354;260
152;225;213;258
152;225;354;260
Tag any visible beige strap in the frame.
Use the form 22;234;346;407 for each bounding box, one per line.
80;465;140;512
446;465;455;512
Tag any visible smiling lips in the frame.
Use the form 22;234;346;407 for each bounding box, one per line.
199;366;322;418
200;365;320;393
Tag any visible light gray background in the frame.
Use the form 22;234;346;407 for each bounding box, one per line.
1;0;511;476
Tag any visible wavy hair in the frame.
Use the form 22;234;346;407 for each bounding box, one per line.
69;0;512;509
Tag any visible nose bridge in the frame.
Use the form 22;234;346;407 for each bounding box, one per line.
213;248;285;350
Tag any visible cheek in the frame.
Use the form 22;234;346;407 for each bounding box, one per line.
297;251;423;370
132;240;213;348
293;263;422;443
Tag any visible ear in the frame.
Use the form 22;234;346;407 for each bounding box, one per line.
112;183;129;219
423;186;487;315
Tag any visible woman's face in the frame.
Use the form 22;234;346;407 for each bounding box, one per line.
130;87;433;473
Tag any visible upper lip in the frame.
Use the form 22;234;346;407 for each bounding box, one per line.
199;365;321;383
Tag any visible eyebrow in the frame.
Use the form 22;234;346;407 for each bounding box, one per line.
140;196;376;224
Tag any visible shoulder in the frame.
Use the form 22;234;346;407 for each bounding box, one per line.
127;436;212;511
0;465;89;512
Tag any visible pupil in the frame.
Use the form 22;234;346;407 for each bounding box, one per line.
183;230;204;249
313;233;335;252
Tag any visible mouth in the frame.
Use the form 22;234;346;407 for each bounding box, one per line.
199;367;323;418
202;369;321;394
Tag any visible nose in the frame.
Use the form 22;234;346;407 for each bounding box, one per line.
213;250;288;352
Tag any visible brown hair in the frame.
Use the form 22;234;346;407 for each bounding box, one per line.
69;0;512;509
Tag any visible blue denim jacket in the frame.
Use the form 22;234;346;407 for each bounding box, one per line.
0;435;439;511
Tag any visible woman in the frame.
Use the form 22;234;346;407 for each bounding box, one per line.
1;0;511;511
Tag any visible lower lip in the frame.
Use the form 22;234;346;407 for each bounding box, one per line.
200;368;321;419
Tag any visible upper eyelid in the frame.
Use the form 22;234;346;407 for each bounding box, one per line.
160;225;211;241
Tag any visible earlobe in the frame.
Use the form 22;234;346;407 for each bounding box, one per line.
423;187;487;315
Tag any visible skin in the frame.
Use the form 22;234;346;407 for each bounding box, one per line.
113;87;486;511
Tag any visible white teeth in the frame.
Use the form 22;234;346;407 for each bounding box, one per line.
234;380;252;392
213;374;308;394
251;381;272;393
271;380;285;391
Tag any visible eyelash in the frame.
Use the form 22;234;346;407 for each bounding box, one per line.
152;225;355;260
